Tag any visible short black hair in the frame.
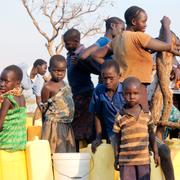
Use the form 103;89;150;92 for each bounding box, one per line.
33;59;47;67
63;28;80;42
4;65;23;81
124;6;145;26
105;17;124;30
101;60;120;74
49;55;66;69
122;77;141;92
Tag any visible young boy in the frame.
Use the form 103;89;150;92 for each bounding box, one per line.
41;55;76;153
63;28;95;151
89;60;125;152
113;77;160;180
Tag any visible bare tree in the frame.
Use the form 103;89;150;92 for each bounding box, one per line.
21;0;112;56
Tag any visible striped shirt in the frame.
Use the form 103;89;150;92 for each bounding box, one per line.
113;109;153;165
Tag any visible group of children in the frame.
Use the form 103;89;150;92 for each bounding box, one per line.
0;5;179;180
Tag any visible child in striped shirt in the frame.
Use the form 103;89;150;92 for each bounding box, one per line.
113;77;160;180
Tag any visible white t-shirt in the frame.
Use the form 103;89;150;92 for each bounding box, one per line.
19;63;44;113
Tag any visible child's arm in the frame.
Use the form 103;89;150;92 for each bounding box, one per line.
91;114;103;153
40;84;51;113
92;44;111;64
79;37;110;60
114;132;121;171
156;121;180;129
113;113;121;171
0;98;11;131
145;16;172;52
41;85;50;103
148;123;160;167
79;44;99;60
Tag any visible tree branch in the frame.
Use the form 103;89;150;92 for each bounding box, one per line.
156;121;180;129
55;39;64;55
72;0;105;19
21;0;50;41
21;0;111;55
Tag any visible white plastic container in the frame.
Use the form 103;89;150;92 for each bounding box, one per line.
53;153;91;180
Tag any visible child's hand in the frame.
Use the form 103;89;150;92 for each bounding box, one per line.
0;89;5;95
91;138;102;153
114;155;120;171
161;16;171;28
156;121;163;126
154;153;160;167
71;54;79;65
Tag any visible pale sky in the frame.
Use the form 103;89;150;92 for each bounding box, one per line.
0;0;179;74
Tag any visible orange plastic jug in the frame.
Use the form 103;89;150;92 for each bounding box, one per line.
27;126;42;141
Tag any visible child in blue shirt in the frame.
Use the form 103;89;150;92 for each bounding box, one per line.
63;28;95;151
89;60;125;152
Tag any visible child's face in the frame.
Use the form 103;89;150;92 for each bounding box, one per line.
37;63;47;76
0;70;19;92
101;67;119;91
49;62;66;82
132;11;147;32
64;39;79;53
123;84;141;107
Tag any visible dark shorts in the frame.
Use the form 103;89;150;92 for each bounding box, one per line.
120;164;150;180
72;92;95;141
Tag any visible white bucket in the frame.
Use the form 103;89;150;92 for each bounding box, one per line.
53;153;91;180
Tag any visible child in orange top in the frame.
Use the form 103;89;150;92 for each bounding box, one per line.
93;6;172;81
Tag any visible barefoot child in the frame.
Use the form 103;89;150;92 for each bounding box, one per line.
113;77;160;180
41;55;76;153
0;65;26;151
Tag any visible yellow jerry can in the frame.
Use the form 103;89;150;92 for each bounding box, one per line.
165;138;180;180
26;139;53;180
81;140;115;180
0;150;27;180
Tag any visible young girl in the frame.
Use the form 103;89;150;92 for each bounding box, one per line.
41;55;76;153
0;65;26;152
